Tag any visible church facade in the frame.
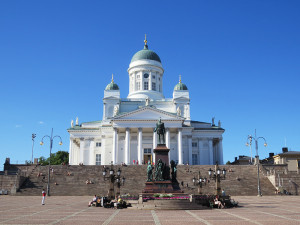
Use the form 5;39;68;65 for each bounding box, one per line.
68;38;224;166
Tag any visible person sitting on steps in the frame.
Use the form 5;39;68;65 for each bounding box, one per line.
214;196;225;209
88;195;98;207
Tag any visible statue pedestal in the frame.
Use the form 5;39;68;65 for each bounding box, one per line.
142;144;182;194
153;144;169;166
143;181;174;193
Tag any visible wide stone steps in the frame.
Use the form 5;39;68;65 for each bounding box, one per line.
16;165;276;196
132;199;206;210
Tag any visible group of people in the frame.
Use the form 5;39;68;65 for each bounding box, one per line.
214;196;225;209
88;195;124;208
85;179;93;184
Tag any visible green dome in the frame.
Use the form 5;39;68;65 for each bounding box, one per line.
105;76;119;90
131;45;161;63
174;77;188;90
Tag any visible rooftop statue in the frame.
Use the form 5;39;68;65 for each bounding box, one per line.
154;118;165;144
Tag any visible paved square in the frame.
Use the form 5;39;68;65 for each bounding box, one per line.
0;196;300;224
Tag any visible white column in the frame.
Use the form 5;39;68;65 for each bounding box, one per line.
188;137;193;165
178;129;183;165
141;71;144;90
138;128;143;165
198;139;203;165
102;138;106;165
219;138;224;165
79;138;85;165
166;128;170;163
125;128;130;164
69;139;73;165
88;139;95;165
134;73;137;91
149;71;152;90
112;128;118;164
153;130;157;164
209;138;213;165
197;138;201;165
103;103;106;120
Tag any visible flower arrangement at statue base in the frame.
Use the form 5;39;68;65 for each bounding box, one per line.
143;194;190;200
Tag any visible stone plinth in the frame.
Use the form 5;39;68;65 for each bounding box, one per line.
143;143;182;194
143;181;177;194
153;144;169;166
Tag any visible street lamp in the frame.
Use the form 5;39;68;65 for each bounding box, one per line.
192;171;207;194
40;128;63;196
31;134;36;164
246;130;267;196
103;163;125;200
208;162;226;196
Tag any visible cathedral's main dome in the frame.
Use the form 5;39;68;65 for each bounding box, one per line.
130;45;161;63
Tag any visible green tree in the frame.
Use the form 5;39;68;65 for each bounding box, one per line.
50;151;69;165
226;160;231;165
38;156;48;166
38;151;69;165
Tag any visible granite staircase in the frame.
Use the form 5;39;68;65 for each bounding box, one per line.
16;165;276;196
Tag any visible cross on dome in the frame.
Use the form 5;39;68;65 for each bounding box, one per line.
144;34;148;49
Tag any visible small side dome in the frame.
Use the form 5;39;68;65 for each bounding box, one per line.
174;75;188;90
105;74;119;90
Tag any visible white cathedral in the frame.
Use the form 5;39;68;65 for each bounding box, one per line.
68;38;224;166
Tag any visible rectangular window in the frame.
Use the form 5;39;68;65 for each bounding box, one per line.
152;75;155;79
192;142;197;147
144;82;149;90
298;160;300;168
192;154;198;165
137;74;140;79
137;82;140;90
144;148;151;154
96;142;101;147
152;82;156;91
96;154;101;165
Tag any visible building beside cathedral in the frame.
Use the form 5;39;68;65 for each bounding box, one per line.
68;38;224;166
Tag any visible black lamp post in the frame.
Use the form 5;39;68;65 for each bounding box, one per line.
192;171;207;194
103;163;125;200
40;128;63;196
208;162;226;196
31;133;36;164
246;130;267;196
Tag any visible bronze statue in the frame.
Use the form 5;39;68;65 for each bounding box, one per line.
154;118;165;144
147;161;153;181
155;159;164;181
170;160;178;182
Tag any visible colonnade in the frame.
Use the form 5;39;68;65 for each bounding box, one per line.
111;127;183;165
70;129;223;166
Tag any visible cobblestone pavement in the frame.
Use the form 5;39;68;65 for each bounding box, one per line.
0;196;300;225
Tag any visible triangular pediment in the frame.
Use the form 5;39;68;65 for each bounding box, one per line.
112;106;183;121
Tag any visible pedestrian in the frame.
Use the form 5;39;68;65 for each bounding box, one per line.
222;189;226;196
42;189;46;205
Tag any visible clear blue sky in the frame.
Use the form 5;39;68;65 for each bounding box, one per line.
1;0;300;169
